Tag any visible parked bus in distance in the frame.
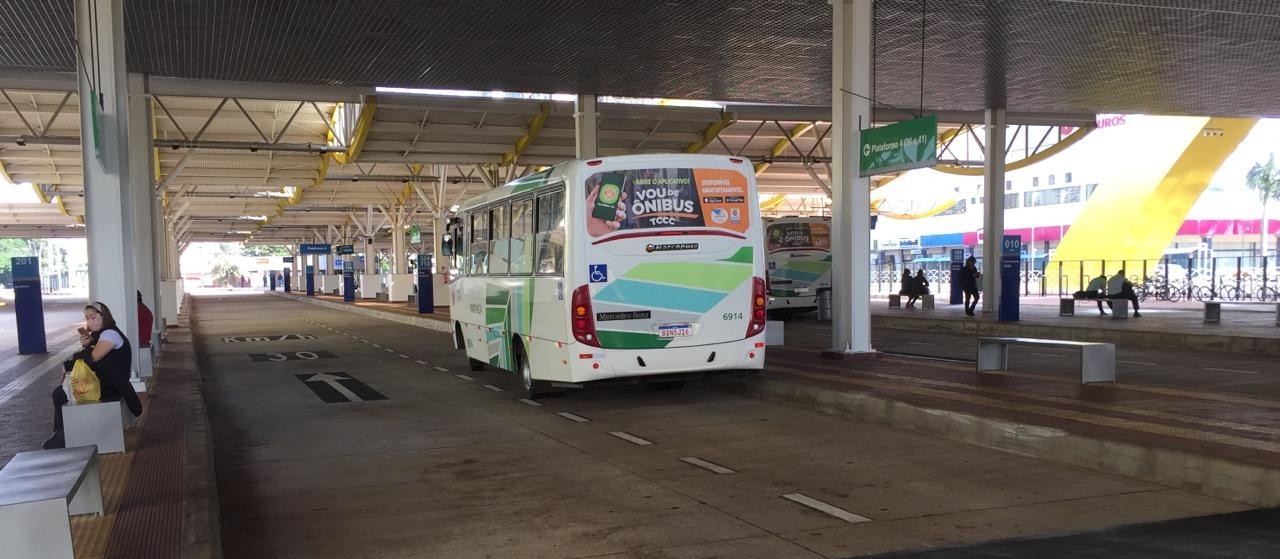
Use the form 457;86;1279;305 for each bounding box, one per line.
765;216;832;318
442;154;766;398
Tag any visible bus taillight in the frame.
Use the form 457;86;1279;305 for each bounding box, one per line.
571;285;600;347
747;277;766;337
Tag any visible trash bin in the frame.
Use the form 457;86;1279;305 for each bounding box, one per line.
817;290;832;321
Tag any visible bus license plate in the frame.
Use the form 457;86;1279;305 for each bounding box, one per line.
657;323;693;338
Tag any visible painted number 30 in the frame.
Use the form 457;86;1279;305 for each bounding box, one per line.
722;312;744;321
265;351;319;361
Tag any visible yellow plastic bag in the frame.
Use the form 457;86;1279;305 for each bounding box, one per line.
67;359;101;404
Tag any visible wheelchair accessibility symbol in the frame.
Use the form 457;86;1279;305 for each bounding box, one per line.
589;264;608;283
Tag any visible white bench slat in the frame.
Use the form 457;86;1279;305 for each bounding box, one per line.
979;337;1107;348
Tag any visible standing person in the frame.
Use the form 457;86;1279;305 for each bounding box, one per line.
43;302;142;449
1107;269;1141;317
960;256;982;317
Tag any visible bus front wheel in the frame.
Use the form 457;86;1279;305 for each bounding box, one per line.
516;345;541;399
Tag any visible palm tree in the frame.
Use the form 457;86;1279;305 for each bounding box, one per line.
1246;154;1280;261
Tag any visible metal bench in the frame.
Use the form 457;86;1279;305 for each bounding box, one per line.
0;446;104;559
977;337;1116;384
1202;301;1280;326
64;400;132;454
1059;297;1128;319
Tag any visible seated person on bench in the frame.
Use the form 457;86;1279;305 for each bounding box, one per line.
1073;274;1111;316
43;301;143;450
1107;270;1142;317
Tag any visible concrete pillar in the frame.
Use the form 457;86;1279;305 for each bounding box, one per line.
128;75;160;341
981;109;1007;313
574;94;599;159
77;0;139;363
828;0;874;355
432;215;445;274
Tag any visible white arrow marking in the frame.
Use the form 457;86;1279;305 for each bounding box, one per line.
306;373;362;402
781;493;871;523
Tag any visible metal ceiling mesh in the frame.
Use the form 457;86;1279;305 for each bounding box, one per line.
1;1;1279;115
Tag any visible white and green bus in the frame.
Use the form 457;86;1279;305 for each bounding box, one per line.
444;154;767;397
765;216;832;318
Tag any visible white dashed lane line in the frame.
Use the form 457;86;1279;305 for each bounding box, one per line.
433;366;450;373
414;360;428;365
1204;367;1258;375
609;431;654;446
516;398;543;407
455;374;474;381
482;384;503;392
680;457;734;474
781;493;871;524
556;412;591;423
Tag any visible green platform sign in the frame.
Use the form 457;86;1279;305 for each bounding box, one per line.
337;244;355;255
409;224;421;244
860;115;938;177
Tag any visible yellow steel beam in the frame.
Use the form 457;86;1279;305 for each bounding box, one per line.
29;182;49;204
754;122;814;175
502;104;551;166
684;113;735;153
331;96;378;165
759;194;788;212
933;126;1094;176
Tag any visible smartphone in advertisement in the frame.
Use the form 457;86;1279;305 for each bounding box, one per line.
592;172;625;220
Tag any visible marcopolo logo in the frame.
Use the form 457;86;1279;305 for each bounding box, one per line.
645;243;699;253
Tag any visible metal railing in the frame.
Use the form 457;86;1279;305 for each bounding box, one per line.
874;256;1278;302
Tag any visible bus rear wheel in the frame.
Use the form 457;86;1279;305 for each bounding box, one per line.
517;345;541;399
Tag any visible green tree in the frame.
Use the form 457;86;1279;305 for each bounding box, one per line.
1246;154;1280;259
240;244;293;257
209;257;242;287
0;238;34;286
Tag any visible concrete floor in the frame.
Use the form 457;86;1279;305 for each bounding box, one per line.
195;294;1248;559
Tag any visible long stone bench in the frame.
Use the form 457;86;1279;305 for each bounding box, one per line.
977;336;1116;384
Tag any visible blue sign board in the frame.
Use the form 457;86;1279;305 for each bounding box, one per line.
282;267;292;293
283;256;294;263
342;260;356;302
337;245;355;255
949;248;965;305
12;257;46;354
299;244;332;255
417;260;434;314
999;235;1021;322
305;265;315;296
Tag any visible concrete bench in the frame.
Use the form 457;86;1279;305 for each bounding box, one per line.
1203;301;1280;326
0;446;104;559
64;400;132;454
1059;297;1128;319
977;337;1116;384
888;294;901;309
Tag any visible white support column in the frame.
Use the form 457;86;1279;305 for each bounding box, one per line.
128;74;159;340
574;94;599;159
78;0;139;363
828;0;874;355
981;109;1007;313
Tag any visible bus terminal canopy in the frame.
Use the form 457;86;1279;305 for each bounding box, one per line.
0;0;1278;117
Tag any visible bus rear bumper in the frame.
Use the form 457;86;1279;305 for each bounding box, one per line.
568;337;766;383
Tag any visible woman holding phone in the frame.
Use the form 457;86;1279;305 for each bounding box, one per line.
43;301;142;449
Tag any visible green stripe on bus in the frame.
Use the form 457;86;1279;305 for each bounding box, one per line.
719;247;754;264
624;262;753;293
596;330;674;349
485;307;508;325
485;290;510;306
782;261;832;274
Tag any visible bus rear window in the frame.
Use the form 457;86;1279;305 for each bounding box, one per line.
585;168;750;238
768;222;831;251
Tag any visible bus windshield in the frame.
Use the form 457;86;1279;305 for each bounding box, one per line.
585;167;751;238
767;221;830;251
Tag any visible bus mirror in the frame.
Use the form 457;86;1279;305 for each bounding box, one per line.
441;235;454;257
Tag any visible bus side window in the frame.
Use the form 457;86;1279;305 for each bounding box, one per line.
489;204;510;276
535;191;565;275
510;198;535;275
470;212;489;276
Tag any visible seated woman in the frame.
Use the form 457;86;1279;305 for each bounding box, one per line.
910;269;931;307
899;270;912;300
43;301;142;450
